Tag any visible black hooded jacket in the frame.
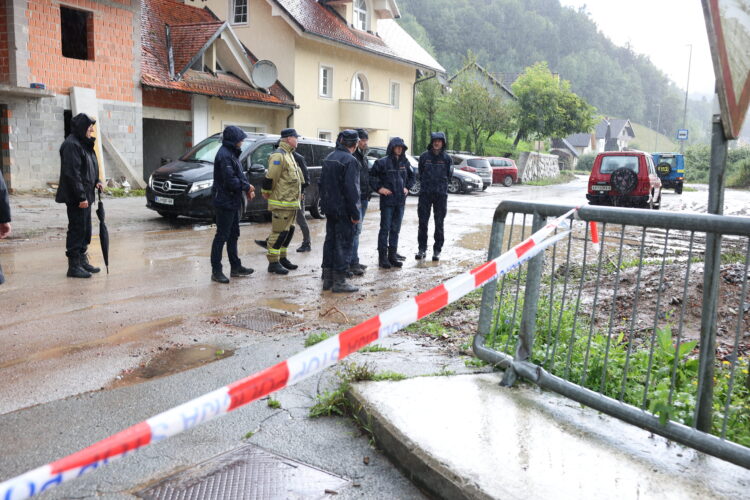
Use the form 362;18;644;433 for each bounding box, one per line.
0;173;9;224
293;151;310;192
319;144;360;221
56;114;100;204
212;126;251;210
369;137;414;207
418;132;453;196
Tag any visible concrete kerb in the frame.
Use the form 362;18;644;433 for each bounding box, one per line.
347;381;490;500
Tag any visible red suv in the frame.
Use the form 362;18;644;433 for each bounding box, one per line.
587;151;662;209
486;157;518;187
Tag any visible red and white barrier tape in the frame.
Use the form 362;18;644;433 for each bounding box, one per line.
0;208;579;500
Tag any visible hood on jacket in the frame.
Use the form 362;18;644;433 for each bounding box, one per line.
386;137;408;157
430;132;447;151
71;113;96;141
223;125;247;145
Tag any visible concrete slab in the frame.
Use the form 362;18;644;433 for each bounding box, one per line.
349;373;750;500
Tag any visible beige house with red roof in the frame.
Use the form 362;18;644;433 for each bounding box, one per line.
184;0;445;148
141;0;297;180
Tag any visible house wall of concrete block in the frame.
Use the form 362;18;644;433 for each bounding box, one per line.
2;0;142;190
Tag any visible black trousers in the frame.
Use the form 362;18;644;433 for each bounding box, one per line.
210;207;241;272
322;215;354;274
66;203;92;258
417;193;448;253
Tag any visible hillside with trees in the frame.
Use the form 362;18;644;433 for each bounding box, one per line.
398;0;713;146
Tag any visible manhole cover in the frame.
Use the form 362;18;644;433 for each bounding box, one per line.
223;309;303;332
137;444;349;500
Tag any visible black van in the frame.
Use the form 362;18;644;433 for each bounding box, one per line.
145;133;335;220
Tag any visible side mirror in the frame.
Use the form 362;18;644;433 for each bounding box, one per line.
248;163;266;173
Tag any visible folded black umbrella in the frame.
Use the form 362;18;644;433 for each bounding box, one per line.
96;190;109;274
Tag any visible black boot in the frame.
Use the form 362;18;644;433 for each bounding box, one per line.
67;255;92;279
388;248;403;268
432;251;441;262
348;264;364;276
268;261;289;275
415;250;426;260
254;239;268;249
211;270;230;283
296;242;311;252
322;268;333;291
80;253;101;273
230;265;254;277
396;253;406;261
332;271;359;293
378;249;391;269
280;257;298;270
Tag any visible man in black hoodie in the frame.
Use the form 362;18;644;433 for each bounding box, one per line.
56;113;104;278
0;171;10;284
370;137;414;269
416;132;453;261
210;125;255;283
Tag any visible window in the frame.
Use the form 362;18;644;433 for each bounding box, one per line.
390;81;400;107
296;143;315;167
312;144;335;164
319;66;333;98
249;142;276;169
318;130;332;141
231;0;248;24
61;7;93;61
599;155;640;174
353;0;368;31
351;73;368;101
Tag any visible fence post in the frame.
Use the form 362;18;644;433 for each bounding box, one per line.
478;208;508;336
501;212;545;386
696;115;727;432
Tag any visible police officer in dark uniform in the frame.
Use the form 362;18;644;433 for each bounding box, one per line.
348;128;370;275
319;129;361;293
416;132;453;261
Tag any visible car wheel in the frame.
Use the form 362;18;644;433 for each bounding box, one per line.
482;184;489;191
448;177;462;194
503;175;513;187
309;194;325;219
675;183;683;195
409;180;421;196
157;211;178;221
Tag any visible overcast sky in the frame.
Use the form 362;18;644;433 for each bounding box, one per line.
559;0;715;97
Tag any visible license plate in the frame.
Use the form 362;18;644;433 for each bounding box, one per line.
592;185;611;192
155;196;174;205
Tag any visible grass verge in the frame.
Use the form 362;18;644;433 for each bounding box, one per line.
523;171;577;186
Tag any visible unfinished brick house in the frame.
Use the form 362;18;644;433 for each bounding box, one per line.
0;0;143;191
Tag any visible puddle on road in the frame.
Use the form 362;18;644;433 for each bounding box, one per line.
258;297;304;313
108;344;233;389
0;316;184;369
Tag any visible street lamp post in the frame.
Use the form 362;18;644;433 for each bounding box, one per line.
680;44;693;154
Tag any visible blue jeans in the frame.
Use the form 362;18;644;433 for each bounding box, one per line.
210;207;241;272
322;215;354;274
378;203;404;251
349;198;368;265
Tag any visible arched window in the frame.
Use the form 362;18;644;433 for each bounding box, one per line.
351;73;368;101
353;0;368;31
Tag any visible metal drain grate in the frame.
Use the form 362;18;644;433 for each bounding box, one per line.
137;444;349;500
223;309;303;332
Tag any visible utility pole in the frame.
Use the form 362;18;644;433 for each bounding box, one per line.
680;44;693;154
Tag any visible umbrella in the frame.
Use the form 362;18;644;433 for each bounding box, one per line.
96;190;110;274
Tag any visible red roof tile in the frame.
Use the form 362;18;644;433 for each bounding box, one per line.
141;0;294;107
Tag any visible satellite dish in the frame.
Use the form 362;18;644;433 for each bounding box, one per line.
251;60;278;89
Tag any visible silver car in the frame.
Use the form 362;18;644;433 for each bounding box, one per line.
450;154;492;190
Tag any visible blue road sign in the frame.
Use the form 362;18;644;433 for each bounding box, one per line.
677;129;689;141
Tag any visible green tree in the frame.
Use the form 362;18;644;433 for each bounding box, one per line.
511;61;595;147
453;130;462;153
415;78;443;135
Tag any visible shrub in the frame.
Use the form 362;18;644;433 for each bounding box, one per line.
576;153;596;172
727;158;750;188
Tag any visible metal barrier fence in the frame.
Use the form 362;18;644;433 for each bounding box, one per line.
474;201;750;469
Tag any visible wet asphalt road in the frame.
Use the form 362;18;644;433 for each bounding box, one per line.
0;176;746;497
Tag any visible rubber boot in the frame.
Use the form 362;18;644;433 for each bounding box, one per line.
415;250;426;260
388;248;403;268
378;249;391;269
280;257;298;270
80;253;100;273
332;271;359;293
322;268;333;291
268;261;289;275
432;251;441;262
67;255;92;279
